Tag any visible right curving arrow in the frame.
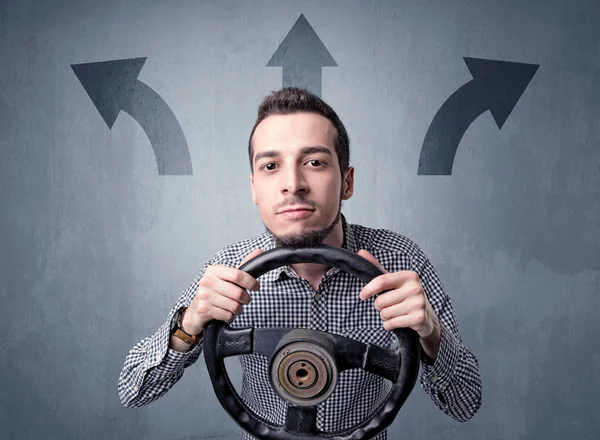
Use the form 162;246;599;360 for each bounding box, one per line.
418;57;539;175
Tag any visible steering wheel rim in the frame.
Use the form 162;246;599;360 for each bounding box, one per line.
203;245;421;440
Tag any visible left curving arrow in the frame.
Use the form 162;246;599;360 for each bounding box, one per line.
71;57;192;176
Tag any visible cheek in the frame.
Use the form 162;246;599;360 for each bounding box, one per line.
254;187;274;211
252;182;267;201
325;177;343;199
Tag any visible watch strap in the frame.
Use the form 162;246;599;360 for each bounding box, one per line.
171;307;201;346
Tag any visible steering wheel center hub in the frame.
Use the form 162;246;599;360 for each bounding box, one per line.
287;358;317;389
270;336;339;406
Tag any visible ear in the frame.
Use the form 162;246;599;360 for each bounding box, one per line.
249;174;257;204
341;167;355;200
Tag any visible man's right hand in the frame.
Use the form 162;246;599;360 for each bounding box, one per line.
180;248;263;336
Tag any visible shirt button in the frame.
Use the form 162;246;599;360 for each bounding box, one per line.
430;375;439;384
314;293;322;300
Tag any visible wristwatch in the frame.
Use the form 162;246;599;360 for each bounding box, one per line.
170;307;201;346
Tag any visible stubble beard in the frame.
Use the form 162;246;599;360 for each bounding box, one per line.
266;199;343;249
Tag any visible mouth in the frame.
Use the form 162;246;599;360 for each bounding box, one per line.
278;207;316;219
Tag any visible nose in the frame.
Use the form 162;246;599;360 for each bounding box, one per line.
281;165;308;195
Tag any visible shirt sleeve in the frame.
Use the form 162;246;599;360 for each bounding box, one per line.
117;260;212;408
410;244;482;422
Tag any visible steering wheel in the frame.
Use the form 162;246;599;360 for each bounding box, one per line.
203;245;421;440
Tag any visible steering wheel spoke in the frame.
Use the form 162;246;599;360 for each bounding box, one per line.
253;327;295;359
217;325;254;357
330;333;400;381
284;405;318;436
331;334;368;372
363;343;401;382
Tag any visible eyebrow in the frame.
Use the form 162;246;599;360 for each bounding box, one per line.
253;146;332;163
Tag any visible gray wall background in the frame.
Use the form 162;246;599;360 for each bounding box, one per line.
1;0;599;438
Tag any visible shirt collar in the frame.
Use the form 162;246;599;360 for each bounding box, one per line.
259;213;359;283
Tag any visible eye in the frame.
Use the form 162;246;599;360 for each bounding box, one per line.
261;162;277;171
307;159;324;167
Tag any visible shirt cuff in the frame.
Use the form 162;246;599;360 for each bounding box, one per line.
420;323;460;393
143;320;204;379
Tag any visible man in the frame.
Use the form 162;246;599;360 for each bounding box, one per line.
118;88;482;439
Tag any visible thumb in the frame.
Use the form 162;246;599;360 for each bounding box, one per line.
239;248;264;268
357;249;388;274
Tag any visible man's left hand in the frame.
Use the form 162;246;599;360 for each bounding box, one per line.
358;249;441;341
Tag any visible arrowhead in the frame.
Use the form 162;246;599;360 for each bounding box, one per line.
71;58;147;128
463;57;539;128
267;14;337;68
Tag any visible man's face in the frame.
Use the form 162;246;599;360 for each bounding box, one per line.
249;112;354;248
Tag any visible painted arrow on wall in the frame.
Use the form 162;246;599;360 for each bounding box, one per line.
418;57;539;175
267;14;337;98
71;57;192;176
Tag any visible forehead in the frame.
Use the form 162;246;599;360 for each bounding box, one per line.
252;112;337;156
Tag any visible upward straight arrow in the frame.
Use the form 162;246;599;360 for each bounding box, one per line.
267;14;337;97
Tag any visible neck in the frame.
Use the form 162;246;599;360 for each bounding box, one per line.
290;220;345;287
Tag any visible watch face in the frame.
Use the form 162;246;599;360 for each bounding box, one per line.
170;308;182;334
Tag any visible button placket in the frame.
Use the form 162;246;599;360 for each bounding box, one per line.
310;282;328;332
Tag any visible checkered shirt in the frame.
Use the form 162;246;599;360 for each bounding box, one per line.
118;215;482;439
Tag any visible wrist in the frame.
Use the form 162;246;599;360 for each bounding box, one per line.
420;318;441;361
180;308;203;337
170;307;202;347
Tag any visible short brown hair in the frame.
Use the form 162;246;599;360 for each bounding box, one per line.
247;87;350;176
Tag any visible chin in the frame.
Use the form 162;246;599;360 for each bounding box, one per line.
267;213;340;249
281;219;321;232
273;230;328;249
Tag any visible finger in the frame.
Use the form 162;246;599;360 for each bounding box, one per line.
381;314;422;332
357;249;388;274
210;293;245;316
209;306;236;324
240;248;264;267
378;295;423;320
360;272;420;301
203;274;252;304
359;273;403;301
208;265;260;292
374;285;422;310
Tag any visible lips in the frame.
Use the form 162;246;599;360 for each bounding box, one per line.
279;206;315;214
278;206;315;219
